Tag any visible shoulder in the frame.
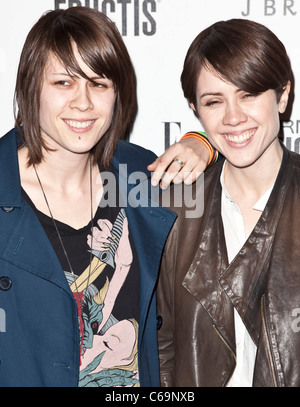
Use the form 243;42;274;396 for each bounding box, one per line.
0;128;20;173
162;160;223;217
282;146;300;183
204;160;224;182
288;149;300;169
112;140;157;174
0;127;20;147
115;140;157;161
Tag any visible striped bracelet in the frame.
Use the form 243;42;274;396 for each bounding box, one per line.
180;131;219;165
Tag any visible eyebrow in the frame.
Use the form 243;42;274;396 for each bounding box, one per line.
49;72;108;82
199;88;245;99
51;72;72;76
199;92;223;99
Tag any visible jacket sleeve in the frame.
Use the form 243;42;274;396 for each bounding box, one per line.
157;221;178;387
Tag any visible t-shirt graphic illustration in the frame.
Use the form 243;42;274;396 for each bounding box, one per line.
67;208;139;387
22;186;140;387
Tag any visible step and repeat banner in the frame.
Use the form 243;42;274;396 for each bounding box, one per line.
0;0;299;155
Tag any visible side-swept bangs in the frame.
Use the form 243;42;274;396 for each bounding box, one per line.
181;19;292;108
14;7;137;167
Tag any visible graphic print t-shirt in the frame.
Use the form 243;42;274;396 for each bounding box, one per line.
22;184;140;387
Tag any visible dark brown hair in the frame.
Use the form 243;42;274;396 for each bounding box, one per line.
181;19;292;108
14;6;137;168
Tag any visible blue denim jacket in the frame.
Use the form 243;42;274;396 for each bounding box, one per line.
0;128;176;386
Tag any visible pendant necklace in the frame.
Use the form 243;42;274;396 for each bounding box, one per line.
33;155;94;309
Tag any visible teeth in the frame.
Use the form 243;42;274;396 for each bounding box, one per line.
224;130;255;143
65;120;94;129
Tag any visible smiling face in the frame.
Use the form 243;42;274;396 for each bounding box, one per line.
39;47;116;158
191;65;290;169
15;8;137;167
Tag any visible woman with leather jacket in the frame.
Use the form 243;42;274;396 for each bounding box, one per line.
157;19;300;387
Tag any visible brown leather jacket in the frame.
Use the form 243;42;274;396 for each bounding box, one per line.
157;145;300;387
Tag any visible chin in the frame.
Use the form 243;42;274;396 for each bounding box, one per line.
227;156;260;169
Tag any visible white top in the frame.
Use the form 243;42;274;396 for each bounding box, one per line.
220;162;273;387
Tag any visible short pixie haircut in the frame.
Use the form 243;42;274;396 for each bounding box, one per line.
181;19;292;108
14;7;137;168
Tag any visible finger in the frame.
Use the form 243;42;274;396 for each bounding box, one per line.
150;136;212;187
182;171;201;185
147;157;160;172
193;159;210;174
159;160;186;189
164;158;206;187
87;234;108;250
97;218;113;233
172;171;186;185
150;139;205;186
91;227;111;243
150;142;190;187
176;169;203;185
150;155;175;187
167;144;210;186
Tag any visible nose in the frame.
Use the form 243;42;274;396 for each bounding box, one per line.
69;83;93;111
223;100;247;126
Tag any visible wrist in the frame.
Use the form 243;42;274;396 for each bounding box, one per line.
180;131;218;165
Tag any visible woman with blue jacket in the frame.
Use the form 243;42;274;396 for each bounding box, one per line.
0;7;209;387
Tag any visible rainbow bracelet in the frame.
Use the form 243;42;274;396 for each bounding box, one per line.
180;131;219;165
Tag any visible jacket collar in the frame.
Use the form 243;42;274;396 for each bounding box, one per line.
0;128;23;208
182;164;236;351
0;130;73;293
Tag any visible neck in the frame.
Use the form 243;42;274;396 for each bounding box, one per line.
224;139;283;203
37;149;96;193
18;146;103;229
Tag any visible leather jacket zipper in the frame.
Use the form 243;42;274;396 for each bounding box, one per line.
212;324;236;386
261;295;278;387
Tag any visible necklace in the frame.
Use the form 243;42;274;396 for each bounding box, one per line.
33;156;94;308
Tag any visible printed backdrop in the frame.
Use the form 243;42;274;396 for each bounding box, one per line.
0;0;299;155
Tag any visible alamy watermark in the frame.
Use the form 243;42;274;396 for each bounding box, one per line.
97;165;205;219
0;308;5;333
292;308;300;333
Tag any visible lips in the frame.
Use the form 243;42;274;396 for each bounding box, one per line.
63;119;96;132
224;129;256;144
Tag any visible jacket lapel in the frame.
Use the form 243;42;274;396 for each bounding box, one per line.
0;129;22;208
0;129;73;294
182;167;236;353
1;203;72;293
219;146;293;344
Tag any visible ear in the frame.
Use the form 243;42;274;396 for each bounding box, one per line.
190;102;196;112
190;101;201;121
278;81;291;114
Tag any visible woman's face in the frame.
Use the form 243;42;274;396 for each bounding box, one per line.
39;46;116;157
191;65;290;169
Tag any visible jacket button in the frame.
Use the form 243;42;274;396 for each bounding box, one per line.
157;315;163;330
1;207;14;213
0;277;12;291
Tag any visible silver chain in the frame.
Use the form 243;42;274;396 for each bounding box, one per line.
33;155;94;308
